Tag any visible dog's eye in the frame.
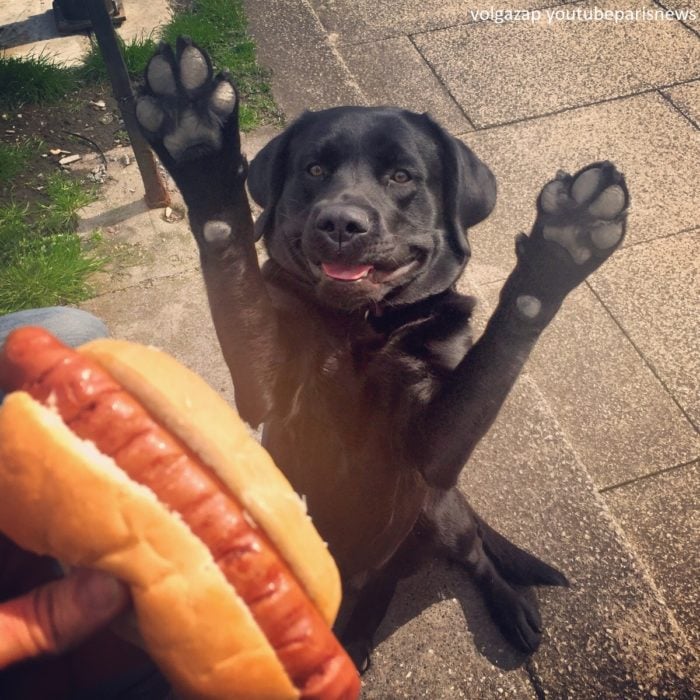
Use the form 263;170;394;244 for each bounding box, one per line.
307;163;325;177
391;170;412;184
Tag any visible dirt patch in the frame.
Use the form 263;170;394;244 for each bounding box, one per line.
0;84;128;207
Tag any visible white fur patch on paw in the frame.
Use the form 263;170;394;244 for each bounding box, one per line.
162;108;222;160
210;81;237;116
588;185;626;219
147;55;176;95
571;167;602;204
516;295;542;319
590;222;624;249
180;46;209;91
203;220;232;242
543;224;592;264
136;97;164;132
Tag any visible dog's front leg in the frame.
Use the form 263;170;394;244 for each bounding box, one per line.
135;39;278;425
417;162;629;489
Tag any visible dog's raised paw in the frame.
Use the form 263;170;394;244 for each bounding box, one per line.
136;37;238;163
513;161;629;303
536;161;629;265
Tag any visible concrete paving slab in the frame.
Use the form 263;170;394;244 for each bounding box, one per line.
478;281;700;489
74;148;197;293
0;0;170;65
412;0;700;127
462;376;699;698
0;1;87;64
604;460;700;650
310;0;565;44
460;92;700;285
79;268;236;404
664;79;700;127
348;364;698;697
243;0;366;118
338;36;472;133
659;0;700;33
589;229;700;430
311;0;473;43
363;562;537;698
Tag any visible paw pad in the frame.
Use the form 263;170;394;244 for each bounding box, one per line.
135;96;164;133
179;45;209;91
146;55;177;96
210;81;237;116
587;184;626;219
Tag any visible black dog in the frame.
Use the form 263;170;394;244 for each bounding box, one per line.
136;38;629;667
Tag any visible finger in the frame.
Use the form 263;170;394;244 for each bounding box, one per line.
0;569;129;668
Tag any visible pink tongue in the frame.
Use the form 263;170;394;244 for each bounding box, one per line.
321;263;373;281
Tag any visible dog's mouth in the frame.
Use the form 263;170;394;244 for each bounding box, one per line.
320;259;420;285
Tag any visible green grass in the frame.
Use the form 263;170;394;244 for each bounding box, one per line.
78;0;281;129
0;173;104;314
78;34;159;83
159;0;281;130
0;0;276;311
0;1;279;129
0;140;42;186
38;172;97;233
0;54;78;107
0;233;103;313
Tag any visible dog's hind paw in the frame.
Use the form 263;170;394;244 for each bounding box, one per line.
137;37;239;165
514;162;629;303
343;638;373;675
484;578;544;654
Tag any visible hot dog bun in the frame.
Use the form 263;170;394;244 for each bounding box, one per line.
0;334;354;700
80;339;340;627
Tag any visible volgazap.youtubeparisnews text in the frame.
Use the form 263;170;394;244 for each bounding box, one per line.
469;6;698;24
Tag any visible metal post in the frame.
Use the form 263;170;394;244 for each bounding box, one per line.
84;0;170;208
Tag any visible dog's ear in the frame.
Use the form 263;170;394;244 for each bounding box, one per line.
247;114;312;241
247;130;288;240
247;132;285;208
417;114;497;258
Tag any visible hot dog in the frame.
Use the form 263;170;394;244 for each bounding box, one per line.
0;327;361;700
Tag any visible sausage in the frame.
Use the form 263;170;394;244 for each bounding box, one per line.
1;328;360;700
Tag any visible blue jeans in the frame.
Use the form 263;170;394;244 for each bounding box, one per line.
0;307;109;402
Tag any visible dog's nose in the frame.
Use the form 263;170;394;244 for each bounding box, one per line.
314;204;370;243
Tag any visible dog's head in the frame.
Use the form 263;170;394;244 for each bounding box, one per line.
248;107;496;311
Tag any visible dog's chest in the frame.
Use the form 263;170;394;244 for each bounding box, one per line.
263;290;474;575
275;320;430;430
271;292;475;437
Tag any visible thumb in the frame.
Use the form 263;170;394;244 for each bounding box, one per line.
0;569;130;668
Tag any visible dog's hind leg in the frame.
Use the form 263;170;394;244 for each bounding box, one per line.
135;39;278;426
337;531;428;672
424;488;567;653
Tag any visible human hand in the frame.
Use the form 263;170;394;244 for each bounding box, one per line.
0;565;129;668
